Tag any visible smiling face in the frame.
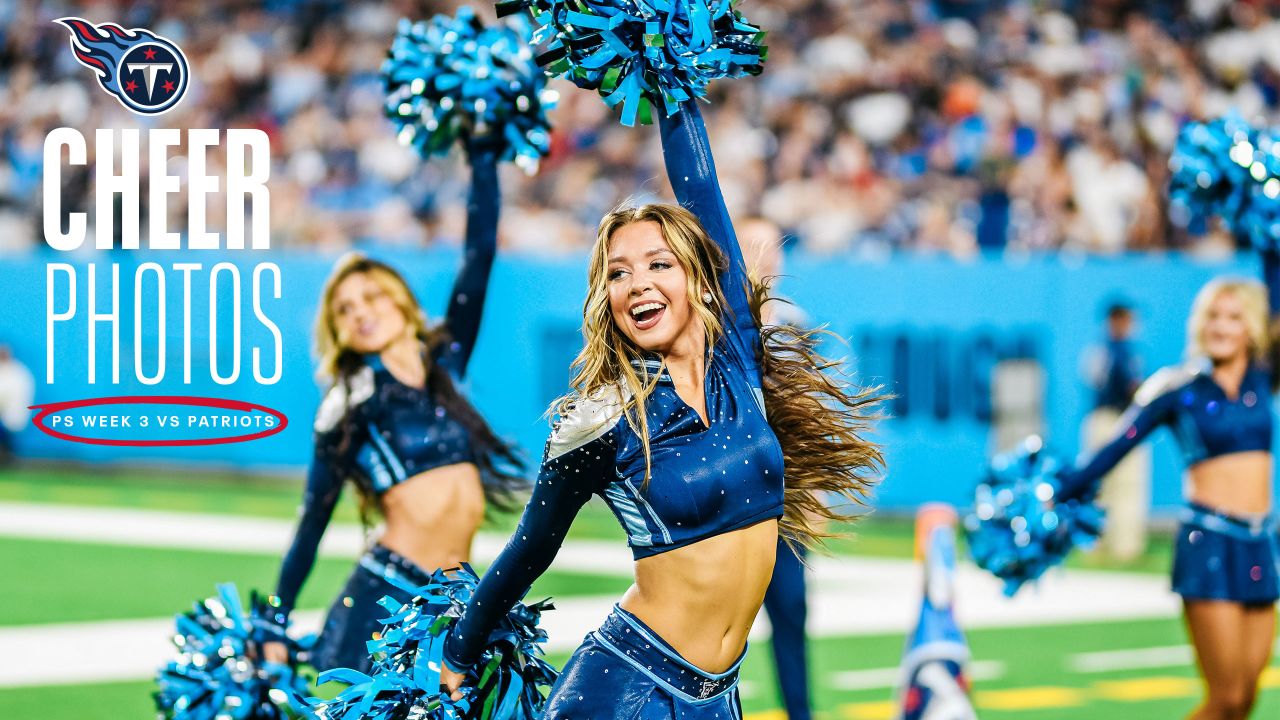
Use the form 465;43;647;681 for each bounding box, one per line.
1200;290;1251;363
606;221;703;356
329;271;412;354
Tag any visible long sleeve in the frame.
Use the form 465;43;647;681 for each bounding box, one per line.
1264;250;1280;319
272;438;345;619
438;149;500;378
1055;371;1180;502
657;101;762;381
444;400;619;672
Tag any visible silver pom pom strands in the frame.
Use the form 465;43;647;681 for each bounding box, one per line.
155;584;312;720
302;565;556;720
963;437;1104;596
1169;112;1280;252
384;7;558;173
496;0;767;126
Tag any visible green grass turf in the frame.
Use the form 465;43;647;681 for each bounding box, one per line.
0;465;1175;571
0;466;336;521
2;618;1276;719
0;536;631;626
0;465;630;543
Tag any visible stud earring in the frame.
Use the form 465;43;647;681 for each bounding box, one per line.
702;291;714;304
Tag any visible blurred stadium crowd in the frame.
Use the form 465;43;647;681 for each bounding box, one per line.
3;0;1280;256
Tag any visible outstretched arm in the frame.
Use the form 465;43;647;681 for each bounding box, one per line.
439;147;501;378
1263;251;1280;320
271;440;345;623
1055;371;1180;502
443;409;617;673
657;102;760;374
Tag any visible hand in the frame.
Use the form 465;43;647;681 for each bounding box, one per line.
261;641;290;666
440;662;467;701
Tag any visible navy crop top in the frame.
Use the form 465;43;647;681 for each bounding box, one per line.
1056;252;1280;503
442;102;785;672
271;152;501;619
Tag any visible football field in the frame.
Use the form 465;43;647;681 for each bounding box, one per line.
2;467;1278;720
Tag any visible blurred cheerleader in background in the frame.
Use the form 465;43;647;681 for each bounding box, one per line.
262;137;524;673
1051;262;1280;720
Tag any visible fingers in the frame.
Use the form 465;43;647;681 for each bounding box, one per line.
439;668;466;702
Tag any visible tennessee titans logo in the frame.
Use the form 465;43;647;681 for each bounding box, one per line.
57;17;189;115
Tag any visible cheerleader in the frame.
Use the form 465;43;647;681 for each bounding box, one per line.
262;141;523;672
438;101;881;718
1054;256;1280;720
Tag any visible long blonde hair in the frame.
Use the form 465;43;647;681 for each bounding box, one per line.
314;253;524;520
561;204;884;548
316;253;433;382
1185;278;1270;363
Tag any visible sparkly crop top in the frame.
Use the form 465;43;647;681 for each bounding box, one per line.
272;154;501;618
443;102;785;672
1056;254;1280;503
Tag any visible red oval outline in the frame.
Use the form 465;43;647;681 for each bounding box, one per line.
28;396;289;447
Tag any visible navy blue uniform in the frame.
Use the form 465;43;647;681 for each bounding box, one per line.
271;153;503;671
764;541;811;720
444;102;783;719
1057;254;1280;603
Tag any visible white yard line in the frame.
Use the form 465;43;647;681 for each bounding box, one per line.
0;597;618;688
1066;645;1193;674
0;501;636;576
1065;639;1280;674
0;501;1183;688
803;555;1180;636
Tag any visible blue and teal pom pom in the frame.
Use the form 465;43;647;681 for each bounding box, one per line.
383;7;557;172
497;0;767;126
304;564;556;720
155;584;312;720
962;438;1104;596
1169;113;1280;252
1238;133;1280;250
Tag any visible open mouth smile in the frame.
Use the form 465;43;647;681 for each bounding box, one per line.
629;301;667;331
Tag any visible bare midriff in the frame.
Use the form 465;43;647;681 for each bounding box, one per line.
621;517;779;673
1186;451;1273;516
379;462;485;573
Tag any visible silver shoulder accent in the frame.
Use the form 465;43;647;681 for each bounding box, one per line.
314;365;376;432
1133;363;1199;407
751;386;768;421
547;386;625;461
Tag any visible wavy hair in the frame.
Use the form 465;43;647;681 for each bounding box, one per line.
315;253;523;523
560;205;884;548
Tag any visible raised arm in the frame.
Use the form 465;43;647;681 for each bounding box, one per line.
657;101;760;373
443;403;618;672
1263;250;1280;320
271;438;345;623
1055;369;1182;502
438;147;501;378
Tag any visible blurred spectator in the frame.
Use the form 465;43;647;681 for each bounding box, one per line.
1079;300;1150;563
5;1;1280;256
0;344;34;464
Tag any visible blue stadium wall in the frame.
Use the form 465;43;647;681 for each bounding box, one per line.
3;249;1264;512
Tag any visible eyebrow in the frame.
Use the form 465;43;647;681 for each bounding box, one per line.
608;248;674;264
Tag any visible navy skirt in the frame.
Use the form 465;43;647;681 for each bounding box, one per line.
543;605;744;720
309;544;433;673
1172;502;1280;605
